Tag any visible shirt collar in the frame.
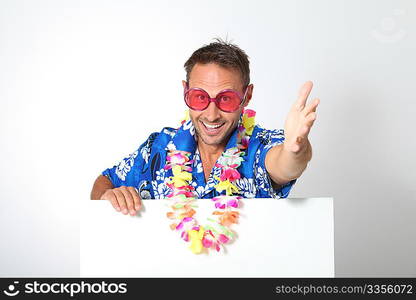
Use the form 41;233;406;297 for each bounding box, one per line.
170;119;197;153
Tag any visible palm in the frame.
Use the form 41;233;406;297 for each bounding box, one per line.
284;81;320;153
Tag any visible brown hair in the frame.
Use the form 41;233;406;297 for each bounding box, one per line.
184;38;250;88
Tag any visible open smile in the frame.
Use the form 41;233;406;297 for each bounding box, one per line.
200;121;225;135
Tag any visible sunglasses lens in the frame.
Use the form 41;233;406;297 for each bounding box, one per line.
217;91;241;112
185;89;243;112
186;89;209;110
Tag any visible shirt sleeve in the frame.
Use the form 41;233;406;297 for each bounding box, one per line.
101;132;159;188
254;128;297;198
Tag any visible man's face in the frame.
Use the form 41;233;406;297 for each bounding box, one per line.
183;63;252;147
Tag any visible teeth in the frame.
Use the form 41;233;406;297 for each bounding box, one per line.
203;122;222;129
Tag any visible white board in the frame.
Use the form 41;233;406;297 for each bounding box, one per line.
80;198;334;277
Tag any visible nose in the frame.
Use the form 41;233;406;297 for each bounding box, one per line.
204;100;221;122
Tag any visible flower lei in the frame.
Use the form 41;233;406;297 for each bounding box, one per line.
165;109;256;254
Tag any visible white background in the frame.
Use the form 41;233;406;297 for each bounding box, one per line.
0;0;415;277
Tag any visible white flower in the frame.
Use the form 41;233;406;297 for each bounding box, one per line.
140;145;151;164
195;186;205;198
192;150;204;173
235;177;256;198
166;141;176;151
115;151;138;181
196;162;203;173
163;128;176;138
217;148;244;167
155;169;166;181
255;166;267;189
140;190;151;200
182;119;195;136
152;178;172;199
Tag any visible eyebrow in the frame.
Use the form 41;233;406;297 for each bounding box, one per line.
187;81;242;93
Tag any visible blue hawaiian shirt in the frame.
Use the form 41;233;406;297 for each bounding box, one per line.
102;118;297;200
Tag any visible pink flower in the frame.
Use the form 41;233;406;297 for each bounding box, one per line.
214;202;226;209
241;136;250;149
181;231;189;242
168;153;187;165
220;168;241;182
227;199;239;208
175;217;194;231
243;108;256;118
212;196;241;209
202;238;213;248
218;234;229;244
202;230;229;250
202;230;215;248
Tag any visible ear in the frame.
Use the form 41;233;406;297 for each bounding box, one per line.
182;80;187;90
243;84;254;107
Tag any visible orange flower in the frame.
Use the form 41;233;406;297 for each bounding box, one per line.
213;211;240;227
166;205;195;220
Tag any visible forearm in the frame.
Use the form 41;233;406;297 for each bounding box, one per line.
265;140;312;184
90;175;114;200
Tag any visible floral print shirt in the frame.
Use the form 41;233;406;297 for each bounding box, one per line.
102;119;296;199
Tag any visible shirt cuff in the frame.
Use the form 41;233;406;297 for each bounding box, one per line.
259;142;297;199
267;175;297;198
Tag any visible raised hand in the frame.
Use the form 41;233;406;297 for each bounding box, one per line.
283;81;320;154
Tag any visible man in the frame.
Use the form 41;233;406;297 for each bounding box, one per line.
90;39;319;216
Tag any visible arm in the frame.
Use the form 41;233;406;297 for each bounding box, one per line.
265;81;319;186
90;175;114;200
91;131;160;213
265;139;312;186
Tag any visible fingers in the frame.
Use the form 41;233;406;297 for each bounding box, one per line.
294;115;316;146
101;189;121;212
302;98;320;117
122;186;137;215
102;186;142;216
305;111;317;128
294;81;313;111
128;186;142;211
295;98;319;140
120;186;141;216
113;189;128;214
299;113;316;137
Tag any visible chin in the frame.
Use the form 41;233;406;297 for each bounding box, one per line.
197;130;225;146
201;136;225;146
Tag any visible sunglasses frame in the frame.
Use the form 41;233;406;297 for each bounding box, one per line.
184;83;249;113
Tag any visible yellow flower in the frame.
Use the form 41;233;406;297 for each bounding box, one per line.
181;110;190;122
170;165;192;187
188;226;205;254
242;114;255;135
214;178;240;196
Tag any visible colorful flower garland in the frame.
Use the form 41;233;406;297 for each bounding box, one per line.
165;109;256;254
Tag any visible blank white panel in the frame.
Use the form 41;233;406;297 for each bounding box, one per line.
80;198;334;277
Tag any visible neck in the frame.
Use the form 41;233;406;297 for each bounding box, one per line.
197;140;225;161
197;138;226;182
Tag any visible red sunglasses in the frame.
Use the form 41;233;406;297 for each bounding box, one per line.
184;84;249;113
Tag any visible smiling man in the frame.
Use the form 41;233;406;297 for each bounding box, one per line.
90;39;319;216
